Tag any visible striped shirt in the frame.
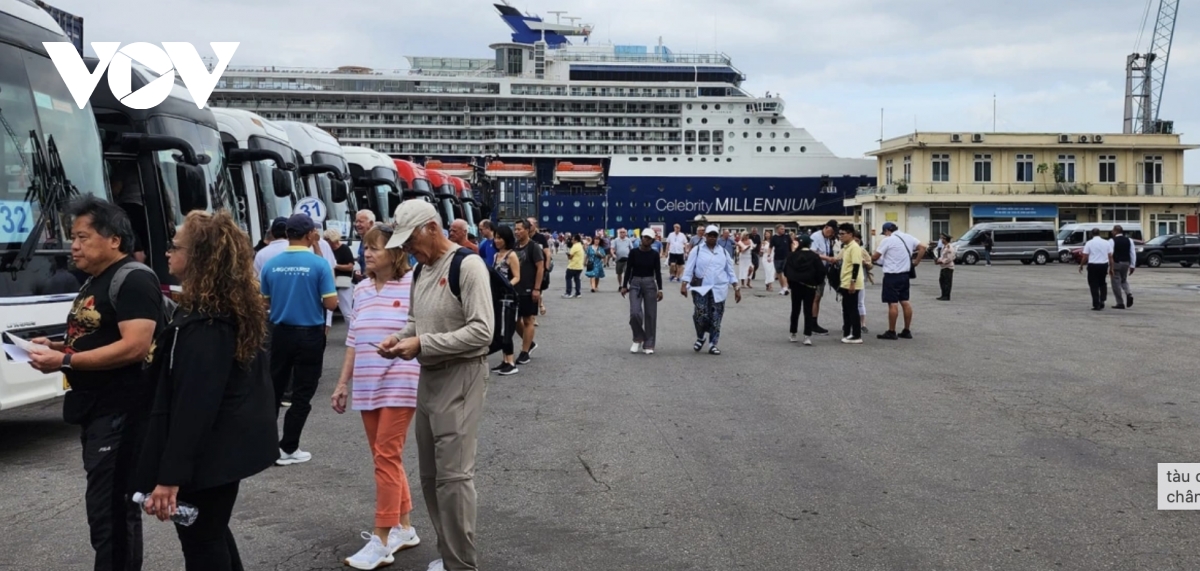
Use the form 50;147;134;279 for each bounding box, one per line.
345;275;419;410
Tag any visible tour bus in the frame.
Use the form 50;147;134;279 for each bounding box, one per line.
450;176;482;236
0;1;109;410
426;168;464;232
212;108;302;245
393;159;441;222
342;146;402;226
278;121;352;237
954;222;1058;265
1056;223;1144;263
86;60;236;285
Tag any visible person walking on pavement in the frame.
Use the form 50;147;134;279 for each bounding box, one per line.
665;224;688;282
260;214;339;466
982;230;994;266
331;223;423;570
489;225;522;375
477;220;496;268
586;237;607;292
1108;225;1136;309
513;220;543;365
135;210;276;571
326;229;358;326
748;227;763;282
564;233;584;298
621;228;663;355
736;233;755;288
378;200;494;571
809;220;839;335
784;234;825;345
354;210;377;283
836;223;866;344
1079;228;1113;310
681;225;741;355
30;196;164;571
717;228;736;259
761;229;777;292
611;228;637;287
935;233;956;301
769;225;792;295
872;222;926;340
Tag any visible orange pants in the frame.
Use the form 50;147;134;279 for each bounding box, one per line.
361;407;416;528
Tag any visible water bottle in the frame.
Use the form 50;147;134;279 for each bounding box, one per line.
131;492;199;526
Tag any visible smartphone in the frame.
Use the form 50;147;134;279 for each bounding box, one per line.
368;342;382;350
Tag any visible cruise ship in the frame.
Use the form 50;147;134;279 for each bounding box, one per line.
209;2;876;234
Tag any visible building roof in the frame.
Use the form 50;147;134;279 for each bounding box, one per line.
867;132;1200;156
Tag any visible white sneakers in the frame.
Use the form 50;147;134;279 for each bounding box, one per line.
427;560;445;571
841;337;864;345
387;526;420;554
344;527;421;570
643;348;655;355
344;532;392;570
276;449;312;466
630;342;643;353
803;336;813;346
789;333;797;343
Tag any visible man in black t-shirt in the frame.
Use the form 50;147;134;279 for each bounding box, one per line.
770;225;793;292
748;227;763;280
30;196;162;571
514;220;544;365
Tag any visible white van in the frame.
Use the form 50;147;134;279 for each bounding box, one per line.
1056;223;1144;263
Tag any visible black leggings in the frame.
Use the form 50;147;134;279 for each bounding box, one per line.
174;481;243;571
789;285;816;335
498;299;517;356
840;289;862;339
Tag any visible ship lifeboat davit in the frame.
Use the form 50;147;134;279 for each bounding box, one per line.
485;161;536;179
425;160;474;179
553;162;605;185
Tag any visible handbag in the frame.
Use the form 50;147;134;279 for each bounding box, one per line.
901;236;917;279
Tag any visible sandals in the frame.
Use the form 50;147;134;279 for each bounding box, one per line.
708;346;721;355
693;338;705;352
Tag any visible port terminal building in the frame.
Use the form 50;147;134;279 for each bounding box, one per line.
846;132;1199;247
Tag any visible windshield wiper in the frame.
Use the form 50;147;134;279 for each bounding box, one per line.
0;129;78;275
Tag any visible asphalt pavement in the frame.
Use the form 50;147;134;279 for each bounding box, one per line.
3;260;1200;571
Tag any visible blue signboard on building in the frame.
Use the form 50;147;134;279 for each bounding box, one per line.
971;204;1058;219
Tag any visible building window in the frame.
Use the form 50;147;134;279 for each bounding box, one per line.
932;154;950;182
1057;154;1076;183
1151;213;1181;237
885;159;894;185
903;155;911;182
931;209;951;241
1016;153;1034;182
1099;155;1117;183
1143;155;1164;184
1100;206;1140;223
973;154;992;183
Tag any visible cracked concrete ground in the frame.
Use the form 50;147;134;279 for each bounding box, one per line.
3;261;1200;570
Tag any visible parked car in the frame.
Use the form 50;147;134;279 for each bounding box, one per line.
953;222;1057;265
1136;234;1200;268
1067;239;1144;264
1056;223;1144;263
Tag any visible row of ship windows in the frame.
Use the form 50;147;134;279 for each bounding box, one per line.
631;145;808;159
687;117;783;126
545;215;652;223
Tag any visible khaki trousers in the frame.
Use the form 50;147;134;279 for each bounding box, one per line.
416;357;488;571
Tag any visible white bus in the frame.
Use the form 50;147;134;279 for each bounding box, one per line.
278;121;352;237
0;0;109;410
342;146;401;225
212;108;302;244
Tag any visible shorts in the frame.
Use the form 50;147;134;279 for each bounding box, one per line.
668;253;685;266
881;273;911;304
517;294;538;317
616;258;628;276
773;259;787;274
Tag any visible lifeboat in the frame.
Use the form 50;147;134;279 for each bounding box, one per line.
553;161;605;184
425;160;474;178
484;161;536;179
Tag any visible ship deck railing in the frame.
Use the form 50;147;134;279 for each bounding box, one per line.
857;183;1200;199
550;51;732;66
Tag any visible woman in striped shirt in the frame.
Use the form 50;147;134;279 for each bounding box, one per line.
331;224;421;570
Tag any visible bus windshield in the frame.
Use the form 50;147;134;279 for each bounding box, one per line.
147;117;233;226
249;136;300;219
0;43;106;297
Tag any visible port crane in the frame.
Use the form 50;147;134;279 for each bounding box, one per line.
1124;0;1180;134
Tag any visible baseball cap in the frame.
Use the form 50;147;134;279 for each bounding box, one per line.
642;228;657;240
285;213;315;236
385;200;439;250
882;222;899;232
705;224;719;235
269;216;288;238
798;234;813;248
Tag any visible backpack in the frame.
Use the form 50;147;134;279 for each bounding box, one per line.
83;261;176;324
413;248;517;356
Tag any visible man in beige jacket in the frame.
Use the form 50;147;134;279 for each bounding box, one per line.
379;200;493;571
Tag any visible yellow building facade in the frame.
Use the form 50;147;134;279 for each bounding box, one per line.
847;132;1200;245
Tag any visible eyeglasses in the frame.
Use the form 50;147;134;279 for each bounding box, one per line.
167;242;185;252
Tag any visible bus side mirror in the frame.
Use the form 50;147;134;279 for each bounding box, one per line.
271;169;293;198
176;164;208;214
330;178;348;203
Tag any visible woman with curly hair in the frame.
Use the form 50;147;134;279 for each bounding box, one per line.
136;210;278;571
330;223;422;570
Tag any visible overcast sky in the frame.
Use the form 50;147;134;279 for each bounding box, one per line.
50;0;1200;180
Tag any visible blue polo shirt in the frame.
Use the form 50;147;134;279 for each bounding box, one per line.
479;238;497;265
260;247;337;326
